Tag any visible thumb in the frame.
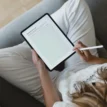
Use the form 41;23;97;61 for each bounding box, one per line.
78;41;87;48
32;50;39;62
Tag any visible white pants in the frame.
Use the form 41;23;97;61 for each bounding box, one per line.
0;0;97;103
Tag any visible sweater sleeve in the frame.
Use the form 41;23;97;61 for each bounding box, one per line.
53;101;78;107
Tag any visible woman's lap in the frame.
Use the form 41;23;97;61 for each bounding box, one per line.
51;0;97;68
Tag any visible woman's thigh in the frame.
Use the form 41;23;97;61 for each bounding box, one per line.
66;0;97;67
52;0;97;68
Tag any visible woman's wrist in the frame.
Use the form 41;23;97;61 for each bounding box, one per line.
92;56;100;64
38;67;48;75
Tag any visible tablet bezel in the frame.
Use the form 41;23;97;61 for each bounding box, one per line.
21;13;75;71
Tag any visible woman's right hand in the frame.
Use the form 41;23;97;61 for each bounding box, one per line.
74;41;98;64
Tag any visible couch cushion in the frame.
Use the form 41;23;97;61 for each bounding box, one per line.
85;0;107;50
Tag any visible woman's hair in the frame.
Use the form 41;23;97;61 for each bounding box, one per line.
71;68;107;107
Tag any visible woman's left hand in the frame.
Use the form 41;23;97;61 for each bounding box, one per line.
32;50;47;72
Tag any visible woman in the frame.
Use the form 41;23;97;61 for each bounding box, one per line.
32;41;107;107
0;0;101;105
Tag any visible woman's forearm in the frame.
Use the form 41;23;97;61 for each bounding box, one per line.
39;70;60;107
93;57;107;64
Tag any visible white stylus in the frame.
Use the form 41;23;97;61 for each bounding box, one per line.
79;45;103;51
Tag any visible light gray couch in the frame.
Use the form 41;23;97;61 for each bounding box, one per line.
0;0;107;106
0;0;66;49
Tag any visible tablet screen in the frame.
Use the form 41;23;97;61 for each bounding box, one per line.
22;14;74;70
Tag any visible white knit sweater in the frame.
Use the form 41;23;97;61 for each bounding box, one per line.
53;63;107;107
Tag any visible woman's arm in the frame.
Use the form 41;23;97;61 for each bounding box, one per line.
74;41;107;64
32;50;60;107
39;69;60;107
91;57;107;64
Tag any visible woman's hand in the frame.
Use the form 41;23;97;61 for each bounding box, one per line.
74;41;98;64
32;50;47;72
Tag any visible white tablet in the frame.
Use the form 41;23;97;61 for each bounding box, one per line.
21;13;75;71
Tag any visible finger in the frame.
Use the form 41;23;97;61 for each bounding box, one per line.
84;50;92;58
75;48;84;57
31;50;39;62
73;47;77;51
74;43;80;49
78;41;87;48
75;49;88;61
77;42;92;57
74;41;86;49
31;50;37;57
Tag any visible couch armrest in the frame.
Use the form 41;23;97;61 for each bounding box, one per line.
85;0;107;50
96;39;107;58
0;0;66;49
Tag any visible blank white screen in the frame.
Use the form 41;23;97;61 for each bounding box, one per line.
22;15;74;70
